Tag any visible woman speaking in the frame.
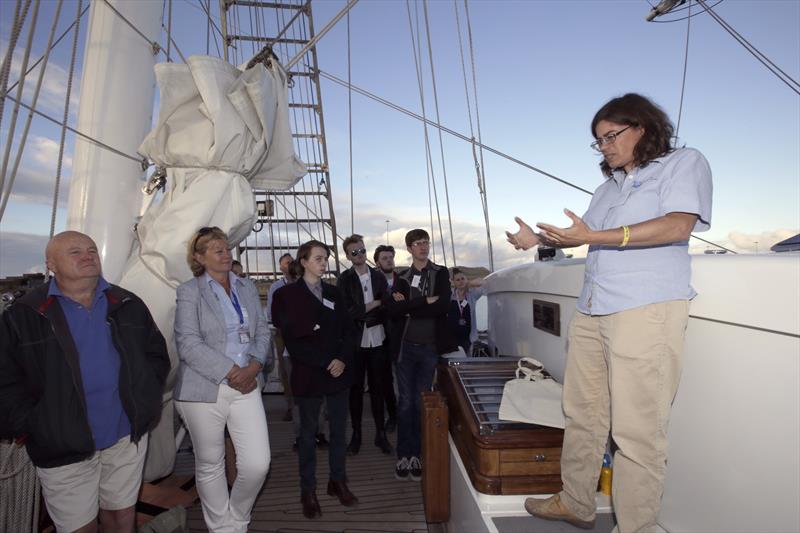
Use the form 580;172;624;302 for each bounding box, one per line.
174;226;271;533
508;93;712;532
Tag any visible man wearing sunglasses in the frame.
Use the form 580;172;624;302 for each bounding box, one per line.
338;234;393;455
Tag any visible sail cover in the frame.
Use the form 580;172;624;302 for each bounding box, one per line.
120;55;306;479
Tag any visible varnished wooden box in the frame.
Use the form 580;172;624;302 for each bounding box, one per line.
436;357;564;495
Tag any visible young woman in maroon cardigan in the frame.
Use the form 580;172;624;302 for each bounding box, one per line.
270;240;357;519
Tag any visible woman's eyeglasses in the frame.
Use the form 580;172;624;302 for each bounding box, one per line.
590;125;632;152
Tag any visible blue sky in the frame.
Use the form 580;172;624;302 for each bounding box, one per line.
1;0;798;276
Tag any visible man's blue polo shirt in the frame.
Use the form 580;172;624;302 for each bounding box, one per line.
48;277;131;449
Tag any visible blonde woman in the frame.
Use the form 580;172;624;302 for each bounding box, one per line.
174;226;271;533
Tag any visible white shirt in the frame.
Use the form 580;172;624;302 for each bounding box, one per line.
359;270;386;348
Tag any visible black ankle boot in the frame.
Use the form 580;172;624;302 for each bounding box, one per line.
347;428;362;455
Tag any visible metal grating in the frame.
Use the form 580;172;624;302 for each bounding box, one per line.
445;357;539;436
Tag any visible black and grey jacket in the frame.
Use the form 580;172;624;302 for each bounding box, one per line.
0;281;170;468
382;261;457;357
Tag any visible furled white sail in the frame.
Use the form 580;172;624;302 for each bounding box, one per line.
120;55;306;479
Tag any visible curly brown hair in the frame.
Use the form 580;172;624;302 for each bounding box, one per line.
591;93;674;177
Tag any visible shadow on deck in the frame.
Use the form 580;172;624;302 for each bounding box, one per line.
180;393;429;533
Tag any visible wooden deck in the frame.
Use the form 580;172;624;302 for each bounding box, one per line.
180;393;429;533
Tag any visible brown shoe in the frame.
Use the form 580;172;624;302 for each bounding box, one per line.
300;489;322;519
327;479;359;507
524;494;595;530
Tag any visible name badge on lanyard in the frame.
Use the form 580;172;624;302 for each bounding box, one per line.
458;298;468;326
231;290;251;344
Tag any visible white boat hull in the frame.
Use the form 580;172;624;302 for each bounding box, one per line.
476;254;800;532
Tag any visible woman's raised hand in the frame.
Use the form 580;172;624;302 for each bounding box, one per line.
506;217;542;250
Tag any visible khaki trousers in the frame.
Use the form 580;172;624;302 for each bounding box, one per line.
558;300;689;533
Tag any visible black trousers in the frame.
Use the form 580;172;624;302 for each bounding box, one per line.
349;345;389;433
295;387;348;491
382;345;397;420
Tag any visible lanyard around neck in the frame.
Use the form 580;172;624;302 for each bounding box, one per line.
229;289;244;325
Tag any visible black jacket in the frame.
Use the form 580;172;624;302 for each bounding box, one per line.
271;279;354;396
383;272;407;359
0;281;170;468
382;261;457;356
338;265;389;332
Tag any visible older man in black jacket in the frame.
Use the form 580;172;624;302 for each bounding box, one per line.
0;231;169;533
338;234;393;455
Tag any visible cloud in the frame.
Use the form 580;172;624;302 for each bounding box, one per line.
0;133;72;207
728;229;798;253
0;231;49;277
29;134;72;168
1;38;81;117
337;206;549;270
5;165;69;206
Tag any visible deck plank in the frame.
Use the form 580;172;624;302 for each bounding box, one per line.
184;393;429;533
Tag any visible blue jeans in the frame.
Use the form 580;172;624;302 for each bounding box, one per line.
396;341;439;458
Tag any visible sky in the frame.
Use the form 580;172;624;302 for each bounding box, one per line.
1;0;799;278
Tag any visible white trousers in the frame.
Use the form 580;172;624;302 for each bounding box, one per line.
176;385;270;533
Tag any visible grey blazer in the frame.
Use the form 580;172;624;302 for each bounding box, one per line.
174;275;271;402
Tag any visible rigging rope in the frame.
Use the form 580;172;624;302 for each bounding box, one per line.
0;0;42;222
205;0;211;54
674;0;691;139
455;0;494;271
695;0;799;95
0;0;31;133
102;0;162;57
3;95;147;165
50;0;82;239
347;9;354;234
422;0;456;268
463;0;494;271
166;0;173;61
196;0;223;57
316;68;735;254
406;0;446;265
413;3;437;263
317;67;593;195
162;23;188;63
647;0;724;23
286;0;359;70
4;2;89;103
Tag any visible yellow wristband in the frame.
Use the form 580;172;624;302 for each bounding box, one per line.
620;225;630;247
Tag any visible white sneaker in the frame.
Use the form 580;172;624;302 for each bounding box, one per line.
408;456;422;481
395;457;410;480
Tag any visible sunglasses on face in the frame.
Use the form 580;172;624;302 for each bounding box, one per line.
349;247;367;257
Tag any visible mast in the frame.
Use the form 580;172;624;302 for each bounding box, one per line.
66;0;160;282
